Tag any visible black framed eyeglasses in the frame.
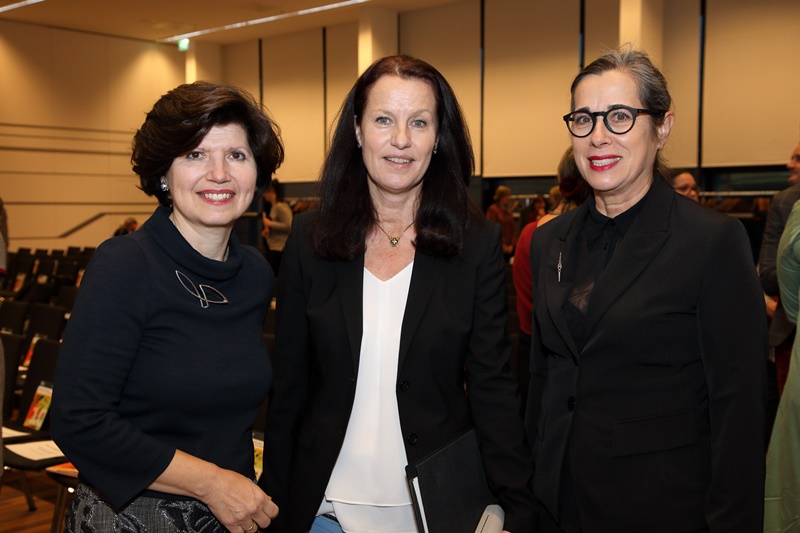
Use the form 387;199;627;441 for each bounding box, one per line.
563;105;665;137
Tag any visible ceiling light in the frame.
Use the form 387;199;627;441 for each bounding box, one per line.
0;0;45;14
160;0;370;42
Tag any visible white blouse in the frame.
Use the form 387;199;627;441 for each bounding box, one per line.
320;262;418;533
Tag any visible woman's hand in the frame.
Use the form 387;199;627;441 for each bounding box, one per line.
200;468;278;532
148;450;278;532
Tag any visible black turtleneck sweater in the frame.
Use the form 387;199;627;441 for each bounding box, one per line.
52;205;273;510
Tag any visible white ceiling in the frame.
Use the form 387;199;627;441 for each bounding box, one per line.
0;0;460;45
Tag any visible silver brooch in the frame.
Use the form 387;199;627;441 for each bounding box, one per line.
175;270;229;308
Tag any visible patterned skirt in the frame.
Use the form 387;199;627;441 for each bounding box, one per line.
64;483;227;532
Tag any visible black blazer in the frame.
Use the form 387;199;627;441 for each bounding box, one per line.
525;178;767;532
260;212;535;532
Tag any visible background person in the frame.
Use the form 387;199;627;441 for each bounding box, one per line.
260;178;292;279
512;146;589;416
486;185;518;261
525;48;767;531
671;170;699;202
758;143;800;446
113;216;139;236
765;198;800;530
51;81;284;532
259;55;534;533
759;142;800;397
0;196;7;248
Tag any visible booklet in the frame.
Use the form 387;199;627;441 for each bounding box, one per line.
405;428;500;533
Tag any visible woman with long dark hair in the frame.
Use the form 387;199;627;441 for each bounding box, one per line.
260;55;534;533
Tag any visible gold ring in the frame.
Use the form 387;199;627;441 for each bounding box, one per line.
243;520;256;532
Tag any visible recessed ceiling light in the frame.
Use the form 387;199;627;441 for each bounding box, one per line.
160;0;370;42
0;0;45;14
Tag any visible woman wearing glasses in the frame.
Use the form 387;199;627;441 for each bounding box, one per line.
524;48;767;531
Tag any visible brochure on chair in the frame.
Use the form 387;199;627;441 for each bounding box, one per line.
405;428;501;533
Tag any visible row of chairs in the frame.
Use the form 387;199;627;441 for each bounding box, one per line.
2;335;63;512
2;248;90;307
1;291;72;513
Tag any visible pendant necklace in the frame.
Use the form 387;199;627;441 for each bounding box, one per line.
376;221;415;247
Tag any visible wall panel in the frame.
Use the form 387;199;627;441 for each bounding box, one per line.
703;0;800;166
262;29;325;183
325;22;359;148
0;20;55;126
221;40;261;102
400;0;482;172
585;0;621;62
484;0;579;177
0;20;183;250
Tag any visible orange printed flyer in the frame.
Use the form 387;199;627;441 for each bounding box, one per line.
23;381;53;430
46;461;79;477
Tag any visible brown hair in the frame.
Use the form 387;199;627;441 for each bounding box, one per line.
132;81;284;206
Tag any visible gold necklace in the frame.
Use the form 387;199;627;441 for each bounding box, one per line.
375;221;415;247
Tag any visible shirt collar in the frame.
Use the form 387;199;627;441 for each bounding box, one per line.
583;184;652;243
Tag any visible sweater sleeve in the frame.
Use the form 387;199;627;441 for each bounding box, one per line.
51;237;176;510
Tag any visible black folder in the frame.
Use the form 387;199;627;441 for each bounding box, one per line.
405;428;497;533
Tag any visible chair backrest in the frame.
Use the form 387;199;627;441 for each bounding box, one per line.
25;303;67;344
34;256;57;283
11;255;35;292
54;285;79;312
0;300;31;335
13;338;60;429
2;251;17;291
54;258;80;285
18;282;55;304
1;332;26;420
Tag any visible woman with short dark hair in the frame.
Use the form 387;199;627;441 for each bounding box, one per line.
52;81;284;532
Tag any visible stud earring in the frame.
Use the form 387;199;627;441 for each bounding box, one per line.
160;181;170;192
356;141;362;149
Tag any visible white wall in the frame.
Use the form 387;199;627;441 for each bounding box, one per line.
0;20;184;251
1;0;799;250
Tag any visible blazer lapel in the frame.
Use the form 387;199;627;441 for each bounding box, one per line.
582;179;673;340
544;205;586;360
398;250;445;372
337;256;365;375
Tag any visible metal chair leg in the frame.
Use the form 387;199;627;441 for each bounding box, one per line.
50;484;68;532
17;470;37;511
